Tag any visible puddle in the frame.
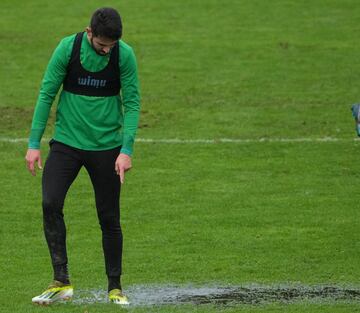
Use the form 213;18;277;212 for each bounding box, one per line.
71;284;360;306
174;285;360;305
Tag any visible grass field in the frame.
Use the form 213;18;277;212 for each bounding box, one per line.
1;0;360;312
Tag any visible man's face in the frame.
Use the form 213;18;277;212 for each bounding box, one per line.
86;28;117;56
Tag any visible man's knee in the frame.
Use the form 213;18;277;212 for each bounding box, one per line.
42;195;64;215
98;213;121;233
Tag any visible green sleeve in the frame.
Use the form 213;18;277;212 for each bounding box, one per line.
119;46;141;156
28;38;71;149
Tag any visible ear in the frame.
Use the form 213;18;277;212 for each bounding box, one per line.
85;27;92;37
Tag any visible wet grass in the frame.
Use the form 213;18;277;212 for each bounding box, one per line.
1;0;360;139
1;0;360;312
1;141;360;312
71;284;360;306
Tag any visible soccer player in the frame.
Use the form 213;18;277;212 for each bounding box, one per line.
25;7;140;305
351;104;360;136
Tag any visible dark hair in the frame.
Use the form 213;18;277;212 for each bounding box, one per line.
90;7;122;40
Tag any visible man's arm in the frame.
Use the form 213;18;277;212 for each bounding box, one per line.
119;45;140;156
26;38;71;175
29;38;70;149
115;44;140;183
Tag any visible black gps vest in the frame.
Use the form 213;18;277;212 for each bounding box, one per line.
63;32;121;97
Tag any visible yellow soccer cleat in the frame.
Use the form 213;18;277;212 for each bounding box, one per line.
32;280;73;305
109;288;130;305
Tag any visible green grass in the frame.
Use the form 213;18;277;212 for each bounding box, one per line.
1;0;360;312
1;141;360;312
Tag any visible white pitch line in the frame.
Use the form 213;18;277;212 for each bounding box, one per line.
0;137;358;144
135;137;357;143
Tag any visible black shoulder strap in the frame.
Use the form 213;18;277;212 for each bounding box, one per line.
67;32;83;69
109;41;120;73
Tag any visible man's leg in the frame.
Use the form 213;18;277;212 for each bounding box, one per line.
84;147;123;291
42;141;82;284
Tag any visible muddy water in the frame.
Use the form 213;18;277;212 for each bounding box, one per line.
72;285;360;306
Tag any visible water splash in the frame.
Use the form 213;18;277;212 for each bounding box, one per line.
71;284;360;306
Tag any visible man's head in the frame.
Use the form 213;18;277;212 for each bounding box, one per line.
86;7;122;56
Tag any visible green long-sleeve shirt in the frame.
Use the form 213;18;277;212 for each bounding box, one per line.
29;32;140;156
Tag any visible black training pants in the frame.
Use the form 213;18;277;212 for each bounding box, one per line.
42;140;123;278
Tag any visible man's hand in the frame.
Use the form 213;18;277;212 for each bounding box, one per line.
25;149;43;176
115;153;132;184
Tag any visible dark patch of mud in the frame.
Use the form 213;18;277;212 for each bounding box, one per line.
0;106;35;130
0;106;55;134
72;284;360;306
